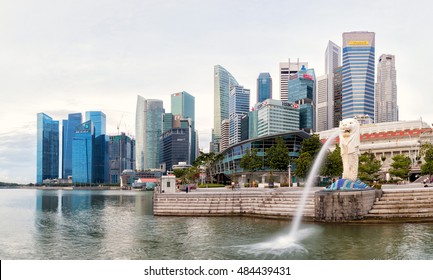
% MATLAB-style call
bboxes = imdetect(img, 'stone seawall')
[315,189,379,222]
[153,190,316,220]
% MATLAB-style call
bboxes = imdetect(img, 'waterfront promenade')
[154,183,433,222]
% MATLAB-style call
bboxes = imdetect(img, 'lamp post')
[288,163,292,187]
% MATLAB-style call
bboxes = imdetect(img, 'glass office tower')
[257,73,272,103]
[288,66,316,132]
[85,111,106,137]
[72,121,94,184]
[213,65,239,152]
[229,85,250,146]
[135,96,164,170]
[62,113,82,179]
[171,91,196,160]
[108,133,134,184]
[36,113,59,184]
[342,31,375,120]
[85,111,107,183]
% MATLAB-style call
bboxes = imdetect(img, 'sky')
[1,0,433,184]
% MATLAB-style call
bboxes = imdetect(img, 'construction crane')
[117,114,123,136]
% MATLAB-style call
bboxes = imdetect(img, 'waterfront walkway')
[154,184,433,222]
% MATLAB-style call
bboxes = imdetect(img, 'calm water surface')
[0,189,432,260]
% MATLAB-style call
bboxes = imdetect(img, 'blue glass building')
[72,121,94,184]
[62,113,82,179]
[288,66,316,132]
[85,111,106,137]
[85,111,108,183]
[171,91,196,161]
[229,85,250,146]
[342,31,375,120]
[36,113,59,184]
[257,73,272,103]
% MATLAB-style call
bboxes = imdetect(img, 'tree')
[266,137,290,171]
[293,134,323,181]
[239,148,262,185]
[421,144,433,181]
[265,137,291,184]
[300,134,322,159]
[321,144,343,178]
[172,168,188,179]
[389,154,411,181]
[294,152,312,179]
[185,166,200,183]
[358,152,382,183]
[193,152,218,183]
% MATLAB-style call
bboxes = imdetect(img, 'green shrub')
[198,183,225,188]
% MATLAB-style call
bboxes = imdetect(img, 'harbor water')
[0,189,432,260]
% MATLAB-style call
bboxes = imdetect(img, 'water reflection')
[0,189,432,259]
[36,191,59,212]
[33,190,156,259]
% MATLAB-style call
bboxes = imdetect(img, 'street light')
[288,163,292,187]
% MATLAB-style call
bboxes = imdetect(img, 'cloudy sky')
[1,0,432,183]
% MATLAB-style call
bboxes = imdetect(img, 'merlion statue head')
[339,118,360,152]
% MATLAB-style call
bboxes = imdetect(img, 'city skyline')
[1,0,433,183]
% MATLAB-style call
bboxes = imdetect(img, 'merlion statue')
[339,118,360,181]
[326,118,368,190]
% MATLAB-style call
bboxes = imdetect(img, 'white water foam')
[236,226,321,257]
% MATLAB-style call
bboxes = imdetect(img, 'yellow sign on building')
[348,41,369,45]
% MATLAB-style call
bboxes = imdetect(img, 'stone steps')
[153,190,316,218]
[366,188,433,219]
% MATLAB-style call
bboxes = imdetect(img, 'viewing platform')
[154,184,433,222]
[154,187,318,220]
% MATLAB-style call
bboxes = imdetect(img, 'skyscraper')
[160,127,191,171]
[288,66,316,132]
[257,73,272,103]
[316,75,329,132]
[135,95,164,170]
[229,85,250,146]
[342,31,375,120]
[85,111,107,183]
[333,66,343,128]
[72,120,94,184]
[36,113,59,184]
[85,111,106,137]
[325,41,341,76]
[213,65,239,152]
[256,99,300,137]
[108,133,135,184]
[279,60,308,101]
[325,41,341,128]
[171,91,196,160]
[62,113,82,179]
[220,119,230,151]
[375,54,398,123]
[162,113,173,134]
